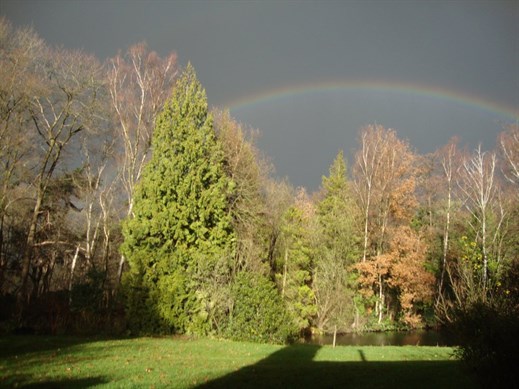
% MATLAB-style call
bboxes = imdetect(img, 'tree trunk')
[481,212,488,291]
[69,245,80,304]
[333,325,337,348]
[282,248,288,297]
[19,194,43,303]
[116,254,125,286]
[437,186,451,306]
[377,273,384,324]
[362,190,371,262]
[0,213,5,291]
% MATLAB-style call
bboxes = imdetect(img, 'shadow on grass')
[0,335,104,359]
[196,344,477,389]
[0,334,134,361]
[7,376,109,388]
[0,335,122,388]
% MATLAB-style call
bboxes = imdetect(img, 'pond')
[306,330,457,347]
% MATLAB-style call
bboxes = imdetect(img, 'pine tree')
[314,150,361,331]
[121,64,235,334]
[318,151,360,264]
[277,188,317,334]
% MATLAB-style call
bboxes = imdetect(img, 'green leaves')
[314,151,361,331]
[121,64,236,335]
[227,272,298,344]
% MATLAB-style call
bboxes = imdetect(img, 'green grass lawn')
[0,335,476,388]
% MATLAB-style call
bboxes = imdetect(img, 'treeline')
[1,19,518,341]
[0,18,178,332]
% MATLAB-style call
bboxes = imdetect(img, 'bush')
[122,269,170,335]
[452,300,519,388]
[70,269,105,313]
[450,260,519,389]
[226,272,298,344]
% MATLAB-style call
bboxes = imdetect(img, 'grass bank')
[0,336,476,388]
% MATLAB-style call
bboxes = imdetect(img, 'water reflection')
[307,330,456,347]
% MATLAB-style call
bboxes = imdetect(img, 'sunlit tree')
[352,125,417,324]
[121,64,235,334]
[314,151,361,331]
[107,43,177,284]
[277,188,317,333]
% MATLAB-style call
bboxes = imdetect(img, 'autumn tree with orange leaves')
[352,125,424,325]
[355,226,434,327]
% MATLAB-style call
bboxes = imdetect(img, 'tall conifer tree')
[318,150,360,264]
[314,150,361,331]
[121,64,235,334]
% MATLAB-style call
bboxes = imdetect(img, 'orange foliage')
[389,177,417,222]
[352,125,418,261]
[388,226,435,326]
[354,226,435,327]
[354,254,391,299]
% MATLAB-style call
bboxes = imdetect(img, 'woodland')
[0,17,518,359]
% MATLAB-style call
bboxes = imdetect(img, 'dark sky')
[2,0,518,190]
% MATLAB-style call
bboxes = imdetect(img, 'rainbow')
[227,80,519,121]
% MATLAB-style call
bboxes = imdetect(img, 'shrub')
[451,260,519,388]
[452,301,518,388]
[227,272,298,344]
[122,269,170,335]
[70,269,105,313]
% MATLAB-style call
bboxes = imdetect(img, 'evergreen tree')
[318,151,359,261]
[121,64,235,334]
[277,188,317,334]
[314,151,362,331]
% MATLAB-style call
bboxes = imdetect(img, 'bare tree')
[66,138,115,295]
[213,109,272,274]
[435,138,460,305]
[499,125,519,186]
[352,125,386,262]
[352,125,417,323]
[458,145,498,289]
[353,125,416,259]
[0,19,45,288]
[107,43,177,283]
[18,46,104,303]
